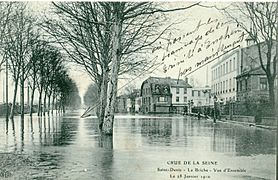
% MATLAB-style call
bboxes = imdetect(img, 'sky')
[0,2,248,104]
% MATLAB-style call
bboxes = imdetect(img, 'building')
[211,49,240,103]
[115,95,128,113]
[140,77,192,113]
[236,66,274,102]
[236,40,278,103]
[191,86,213,107]
[115,89,141,113]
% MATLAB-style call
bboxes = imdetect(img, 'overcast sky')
[1,2,247,104]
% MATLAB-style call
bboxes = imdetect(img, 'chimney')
[185,77,188,83]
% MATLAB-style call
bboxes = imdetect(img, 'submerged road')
[0,110,276,180]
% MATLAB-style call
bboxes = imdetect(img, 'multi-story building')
[211,50,240,103]
[140,77,192,113]
[191,86,213,107]
[236,41,278,102]
[116,89,141,113]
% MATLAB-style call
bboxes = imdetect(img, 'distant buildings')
[140,77,192,113]
[191,86,212,107]
[115,89,140,113]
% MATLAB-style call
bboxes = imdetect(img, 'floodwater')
[0,110,276,180]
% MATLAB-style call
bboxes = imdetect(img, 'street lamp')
[213,95,217,123]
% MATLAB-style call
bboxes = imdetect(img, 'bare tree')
[102,2,200,135]
[0,2,13,67]
[28,40,47,116]
[223,2,277,111]
[46,2,200,135]
[4,3,35,119]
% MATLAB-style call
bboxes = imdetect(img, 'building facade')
[191,86,213,107]
[236,41,278,103]
[140,77,192,113]
[211,50,240,104]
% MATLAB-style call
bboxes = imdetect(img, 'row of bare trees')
[0,2,80,119]
[44,2,200,135]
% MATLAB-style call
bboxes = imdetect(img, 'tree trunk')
[20,79,24,118]
[98,69,109,130]
[48,94,51,115]
[38,88,43,116]
[51,94,55,114]
[267,77,275,112]
[102,5,122,135]
[29,85,35,116]
[10,78,19,119]
[43,92,47,116]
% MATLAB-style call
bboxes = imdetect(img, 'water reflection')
[0,112,276,179]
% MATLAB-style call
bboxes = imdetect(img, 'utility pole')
[5,55,8,120]
[275,2,278,174]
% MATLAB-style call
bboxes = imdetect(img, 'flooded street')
[0,110,276,180]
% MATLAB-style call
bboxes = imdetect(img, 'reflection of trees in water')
[31,151,63,179]
[52,117,79,146]
[140,118,172,145]
[210,123,276,156]
[98,135,113,149]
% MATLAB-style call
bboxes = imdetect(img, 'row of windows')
[212,78,236,95]
[237,77,268,92]
[192,90,202,97]
[142,87,151,95]
[142,97,151,105]
[143,87,188,95]
[156,96,188,103]
[175,96,187,103]
[176,87,187,94]
[212,57,237,80]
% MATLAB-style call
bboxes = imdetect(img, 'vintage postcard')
[0,1,277,180]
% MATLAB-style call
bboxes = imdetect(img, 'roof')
[236,66,266,79]
[142,76,192,87]
[211,49,240,69]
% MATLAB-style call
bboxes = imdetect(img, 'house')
[140,77,192,113]
[115,95,128,113]
[236,40,277,103]
[115,89,141,113]
[191,86,213,107]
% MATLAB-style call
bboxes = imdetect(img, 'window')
[245,79,248,91]
[198,91,201,97]
[176,87,179,94]
[184,97,187,102]
[233,58,236,71]
[234,79,236,91]
[158,97,166,102]
[220,82,222,93]
[192,90,194,97]
[226,62,228,73]
[223,81,225,93]
[223,63,226,74]
[229,59,232,72]
[184,87,187,94]
[176,97,180,102]
[226,80,228,92]
[260,77,267,90]
[229,79,231,92]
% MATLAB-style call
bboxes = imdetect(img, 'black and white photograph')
[0,1,277,179]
